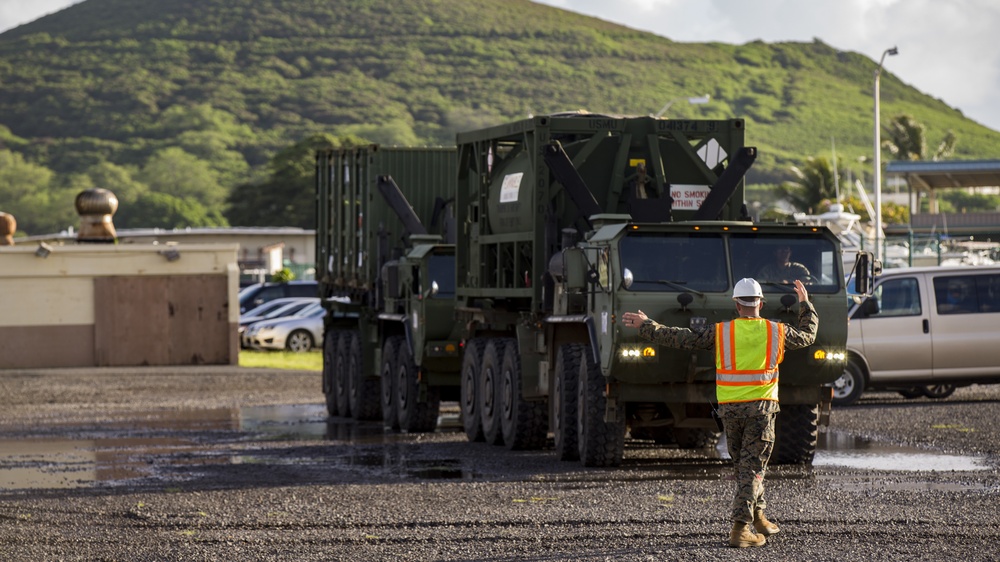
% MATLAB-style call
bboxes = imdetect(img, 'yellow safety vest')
[715,318,785,404]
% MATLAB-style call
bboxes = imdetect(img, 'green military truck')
[315,145,461,431]
[453,113,869,466]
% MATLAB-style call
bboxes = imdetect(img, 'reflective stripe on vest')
[715,318,785,404]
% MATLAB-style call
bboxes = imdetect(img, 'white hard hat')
[732,277,763,305]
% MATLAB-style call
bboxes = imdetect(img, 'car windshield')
[243,299,291,318]
[262,299,315,319]
[294,303,325,317]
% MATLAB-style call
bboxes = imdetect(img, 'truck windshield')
[428,254,455,298]
[620,233,728,292]
[620,232,842,294]
[730,234,840,294]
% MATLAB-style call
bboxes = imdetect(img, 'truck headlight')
[619,346,657,360]
[813,349,846,362]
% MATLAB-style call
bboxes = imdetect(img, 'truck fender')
[546,314,599,365]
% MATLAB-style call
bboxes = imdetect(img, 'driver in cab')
[757,245,811,284]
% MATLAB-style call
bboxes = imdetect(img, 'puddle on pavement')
[0,404,989,490]
[812,431,991,472]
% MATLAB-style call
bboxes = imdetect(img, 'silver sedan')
[245,303,326,352]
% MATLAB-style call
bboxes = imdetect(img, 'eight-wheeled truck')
[453,113,862,466]
[315,145,461,431]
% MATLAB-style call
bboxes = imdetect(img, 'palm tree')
[778,156,838,213]
[882,114,957,161]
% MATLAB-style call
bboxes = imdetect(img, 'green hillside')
[1,0,998,234]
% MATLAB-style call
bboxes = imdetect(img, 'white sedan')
[245,302,326,352]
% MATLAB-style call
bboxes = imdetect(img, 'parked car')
[239,297,319,348]
[238,281,318,314]
[245,302,326,352]
[834,265,1000,406]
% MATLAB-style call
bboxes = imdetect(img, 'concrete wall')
[0,243,239,369]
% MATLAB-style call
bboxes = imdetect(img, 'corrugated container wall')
[316,146,456,300]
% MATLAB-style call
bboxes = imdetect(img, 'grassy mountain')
[1,0,998,233]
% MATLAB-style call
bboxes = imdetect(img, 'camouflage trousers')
[724,413,776,523]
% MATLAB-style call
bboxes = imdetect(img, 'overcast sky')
[2,0,997,132]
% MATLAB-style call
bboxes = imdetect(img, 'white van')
[834,265,1000,406]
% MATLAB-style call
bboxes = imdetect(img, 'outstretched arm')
[622,309,714,351]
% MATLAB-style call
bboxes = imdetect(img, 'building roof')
[885,160,1000,190]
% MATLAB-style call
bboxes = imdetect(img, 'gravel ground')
[0,366,997,561]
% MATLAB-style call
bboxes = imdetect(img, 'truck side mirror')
[853,252,881,296]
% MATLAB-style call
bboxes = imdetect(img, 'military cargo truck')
[315,146,460,431]
[453,113,865,466]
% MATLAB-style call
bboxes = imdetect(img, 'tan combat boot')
[754,510,780,536]
[729,521,766,548]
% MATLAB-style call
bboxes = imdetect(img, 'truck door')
[855,275,932,380]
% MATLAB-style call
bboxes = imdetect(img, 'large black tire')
[460,339,486,442]
[499,340,548,450]
[772,403,819,465]
[334,332,351,417]
[553,344,581,461]
[397,341,440,432]
[381,336,403,431]
[322,329,340,417]
[832,359,866,407]
[479,339,506,446]
[921,384,956,400]
[673,427,722,449]
[348,331,381,421]
[577,345,625,467]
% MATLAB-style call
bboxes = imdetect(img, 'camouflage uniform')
[637,300,818,523]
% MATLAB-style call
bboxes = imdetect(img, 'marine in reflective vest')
[622,278,818,548]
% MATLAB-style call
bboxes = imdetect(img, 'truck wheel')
[479,339,506,446]
[673,428,721,449]
[348,331,381,421]
[499,340,548,450]
[381,336,403,431]
[286,329,314,352]
[397,340,440,432]
[334,332,351,417]
[772,403,819,465]
[553,344,581,461]
[460,339,486,442]
[322,330,340,417]
[577,345,624,467]
[832,359,866,407]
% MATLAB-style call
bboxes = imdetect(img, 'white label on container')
[670,184,711,211]
[601,311,608,334]
[500,173,523,203]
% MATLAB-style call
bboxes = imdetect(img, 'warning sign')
[500,173,523,203]
[670,184,710,210]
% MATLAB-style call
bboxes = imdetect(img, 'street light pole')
[873,46,898,262]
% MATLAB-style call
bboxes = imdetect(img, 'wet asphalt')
[0,366,997,561]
